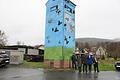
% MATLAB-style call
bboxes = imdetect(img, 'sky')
[0,0,120,45]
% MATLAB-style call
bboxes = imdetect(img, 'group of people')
[71,50,99,73]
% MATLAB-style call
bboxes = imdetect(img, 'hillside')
[76,38,114,45]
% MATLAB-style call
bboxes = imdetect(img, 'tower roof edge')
[69,0,76,6]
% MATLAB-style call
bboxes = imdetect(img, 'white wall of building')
[10,50,24,64]
[0,49,24,64]
[27,49,39,55]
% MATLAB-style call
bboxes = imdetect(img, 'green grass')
[99,58,117,71]
[99,62,115,71]
[15,58,119,71]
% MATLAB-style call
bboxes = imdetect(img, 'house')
[0,47,24,64]
[95,46,108,59]
[35,45,44,50]
[0,45,44,63]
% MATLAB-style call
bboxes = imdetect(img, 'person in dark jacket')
[76,54,82,72]
[82,54,88,73]
[93,54,99,72]
[87,52,93,72]
[71,53,77,70]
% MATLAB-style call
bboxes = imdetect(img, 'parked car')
[0,51,10,67]
[115,61,120,71]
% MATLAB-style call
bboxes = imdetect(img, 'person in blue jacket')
[87,51,93,72]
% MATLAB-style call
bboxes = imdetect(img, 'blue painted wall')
[45,0,76,48]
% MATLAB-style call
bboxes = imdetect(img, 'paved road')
[0,67,120,80]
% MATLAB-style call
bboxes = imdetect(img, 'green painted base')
[63,47,74,60]
[44,46,75,60]
[45,46,62,60]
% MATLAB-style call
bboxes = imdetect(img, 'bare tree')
[105,42,120,60]
[16,41,25,45]
[0,30,7,47]
[84,42,90,49]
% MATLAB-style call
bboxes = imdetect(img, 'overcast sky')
[0,0,120,45]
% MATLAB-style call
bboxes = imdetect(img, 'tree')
[16,41,21,45]
[84,42,90,49]
[105,42,120,60]
[0,30,7,47]
[16,41,25,45]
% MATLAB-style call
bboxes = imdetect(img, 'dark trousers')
[94,63,99,72]
[72,61,77,70]
[78,66,81,72]
[83,64,87,72]
[88,64,92,72]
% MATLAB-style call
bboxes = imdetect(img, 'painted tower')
[45,0,76,68]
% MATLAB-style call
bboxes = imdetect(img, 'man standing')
[87,51,93,72]
[71,53,77,70]
[93,54,99,72]
[77,54,82,72]
[82,53,88,73]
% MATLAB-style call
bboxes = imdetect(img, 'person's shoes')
[79,71,81,73]
[83,70,84,73]
[97,71,99,72]
[79,69,81,72]
[94,70,96,73]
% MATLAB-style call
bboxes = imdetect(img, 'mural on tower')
[45,0,76,62]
